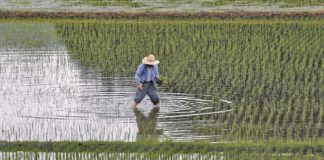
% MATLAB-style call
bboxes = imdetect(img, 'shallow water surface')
[0,48,231,142]
[0,0,322,12]
[0,22,232,142]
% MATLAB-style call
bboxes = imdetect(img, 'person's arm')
[154,64,162,85]
[154,64,160,79]
[135,64,144,84]
[135,64,144,90]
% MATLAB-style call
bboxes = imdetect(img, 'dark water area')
[0,22,232,142]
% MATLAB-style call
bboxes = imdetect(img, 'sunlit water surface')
[0,22,232,142]
[0,48,233,142]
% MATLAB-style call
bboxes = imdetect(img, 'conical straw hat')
[142,54,159,65]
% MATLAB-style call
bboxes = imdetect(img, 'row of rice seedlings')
[55,18,324,140]
[0,117,138,141]
[0,22,62,49]
[0,151,320,160]
[1,140,324,159]
[0,151,223,160]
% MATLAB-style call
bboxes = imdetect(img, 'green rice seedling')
[1,140,323,159]
[55,18,324,141]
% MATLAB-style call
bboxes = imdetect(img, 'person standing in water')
[132,54,160,110]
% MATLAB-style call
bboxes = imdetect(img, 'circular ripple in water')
[0,48,233,142]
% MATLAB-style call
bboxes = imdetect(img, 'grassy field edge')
[0,140,323,155]
[0,17,323,25]
[0,10,323,19]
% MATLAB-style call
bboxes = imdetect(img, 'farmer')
[131,54,160,110]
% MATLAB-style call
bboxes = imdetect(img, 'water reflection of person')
[133,107,163,141]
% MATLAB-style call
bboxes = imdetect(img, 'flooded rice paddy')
[0,22,232,142]
[0,0,323,12]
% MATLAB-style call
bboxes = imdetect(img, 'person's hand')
[156,78,162,85]
[137,83,143,91]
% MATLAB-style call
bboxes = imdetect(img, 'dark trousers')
[134,82,160,105]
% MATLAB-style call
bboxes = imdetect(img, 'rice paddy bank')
[0,10,323,19]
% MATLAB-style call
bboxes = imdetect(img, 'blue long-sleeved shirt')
[135,64,159,84]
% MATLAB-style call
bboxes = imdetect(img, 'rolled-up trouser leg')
[147,83,160,105]
[133,83,149,104]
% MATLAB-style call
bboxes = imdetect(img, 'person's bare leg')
[132,100,138,110]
